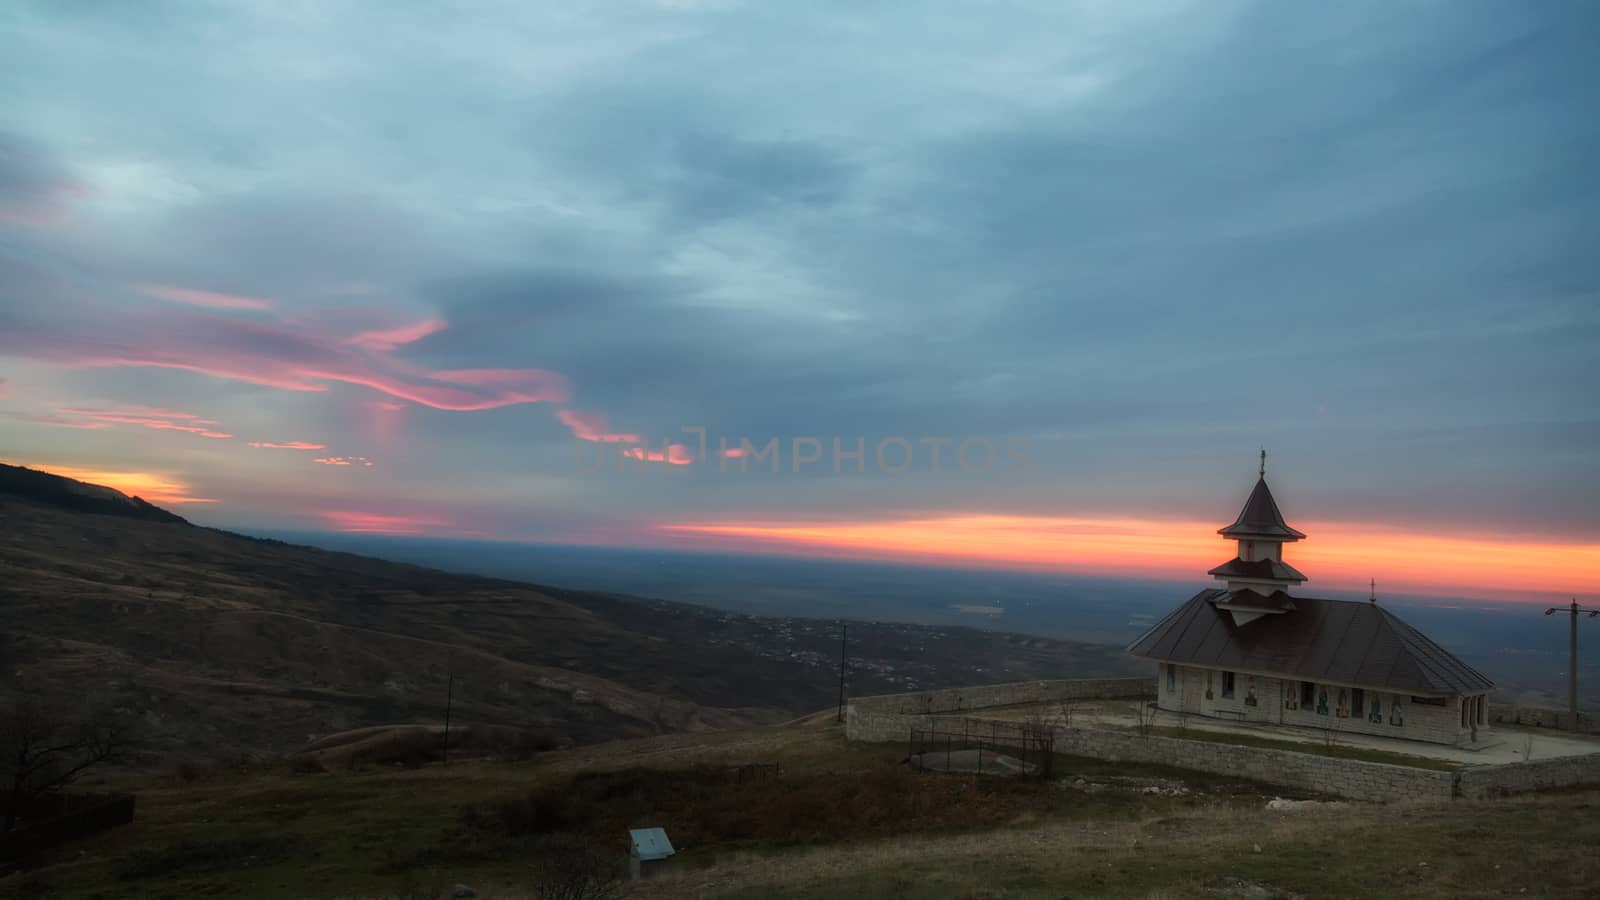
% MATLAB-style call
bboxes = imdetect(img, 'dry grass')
[637,792,1600,899]
[13,723,1591,899]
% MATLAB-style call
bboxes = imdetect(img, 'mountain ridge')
[0,466,1135,764]
[0,463,191,525]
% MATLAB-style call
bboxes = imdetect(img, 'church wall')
[1156,663,1476,746]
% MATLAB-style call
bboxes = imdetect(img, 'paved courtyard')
[981,697,1600,765]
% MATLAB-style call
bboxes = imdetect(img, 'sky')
[1,1,1596,603]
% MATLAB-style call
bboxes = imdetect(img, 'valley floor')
[3,722,1597,899]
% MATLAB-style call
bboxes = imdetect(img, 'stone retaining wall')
[1053,726,1454,803]
[1456,752,1600,800]
[846,679,1600,803]
[1489,705,1600,735]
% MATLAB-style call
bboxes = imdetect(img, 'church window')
[1351,688,1364,719]
[1300,681,1315,707]
[1221,671,1235,699]
[1167,664,1176,693]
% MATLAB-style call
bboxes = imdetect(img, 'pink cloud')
[557,409,640,443]
[0,181,87,230]
[344,318,446,351]
[61,404,208,420]
[14,413,113,430]
[249,440,326,450]
[138,284,274,311]
[623,444,694,466]
[53,406,232,439]
[0,379,10,400]
[3,307,571,412]
[557,408,693,465]
[321,510,447,535]
[722,447,747,458]
[314,456,374,467]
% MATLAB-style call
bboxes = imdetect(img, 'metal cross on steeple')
[1259,448,1267,478]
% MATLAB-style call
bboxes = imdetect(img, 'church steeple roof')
[1218,476,1306,541]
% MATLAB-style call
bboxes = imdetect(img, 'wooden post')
[1545,599,1597,732]
[441,671,454,766]
[1570,601,1579,731]
[836,623,848,724]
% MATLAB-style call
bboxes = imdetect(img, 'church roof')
[1127,589,1493,695]
[1218,477,1306,540]
[1207,557,1308,583]
[1214,588,1297,612]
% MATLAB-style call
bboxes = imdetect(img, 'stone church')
[1129,456,1493,746]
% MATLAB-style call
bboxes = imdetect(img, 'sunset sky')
[2,2,1595,604]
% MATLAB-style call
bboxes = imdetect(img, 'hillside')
[4,723,1596,898]
[0,463,189,525]
[0,467,1137,762]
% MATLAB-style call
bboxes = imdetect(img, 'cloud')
[0,0,1594,561]
[0,289,572,411]
[54,405,233,439]
[344,318,448,352]
[137,283,274,311]
[623,444,694,466]
[0,132,86,228]
[557,409,640,444]
[320,510,445,535]
[314,456,374,467]
[557,408,693,465]
[11,413,112,430]
[248,440,325,450]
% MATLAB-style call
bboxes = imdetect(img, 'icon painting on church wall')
[1245,676,1258,707]
[1369,695,1383,724]
[1337,688,1349,718]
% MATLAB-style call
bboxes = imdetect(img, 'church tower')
[1206,450,1306,626]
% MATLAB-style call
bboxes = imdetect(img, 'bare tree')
[1055,701,1075,730]
[2,699,133,833]
[1135,692,1158,737]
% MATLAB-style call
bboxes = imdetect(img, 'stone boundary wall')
[849,677,1151,717]
[1490,705,1600,735]
[1456,753,1600,800]
[850,711,1453,803]
[846,681,1600,803]
[1053,725,1454,803]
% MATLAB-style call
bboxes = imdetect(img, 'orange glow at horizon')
[660,514,1600,602]
[14,462,217,505]
[321,510,449,535]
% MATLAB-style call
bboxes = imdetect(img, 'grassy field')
[3,723,1597,899]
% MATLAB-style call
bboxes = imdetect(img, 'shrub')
[116,836,296,880]
[491,789,578,835]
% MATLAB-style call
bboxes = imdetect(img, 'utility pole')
[442,671,455,765]
[1544,599,1598,731]
[836,622,849,724]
